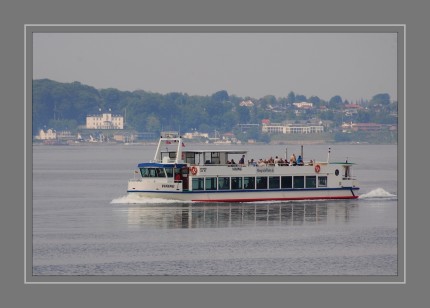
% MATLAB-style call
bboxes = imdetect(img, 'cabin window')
[318,176,327,187]
[140,168,161,178]
[269,176,280,189]
[244,177,255,189]
[185,152,195,164]
[140,168,149,177]
[192,178,204,191]
[165,168,174,178]
[306,176,317,188]
[343,166,350,179]
[256,177,268,189]
[205,177,217,190]
[281,176,292,189]
[155,168,166,177]
[218,177,230,190]
[293,176,305,188]
[231,177,243,190]
[211,152,221,165]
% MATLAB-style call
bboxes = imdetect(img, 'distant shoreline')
[32,140,397,147]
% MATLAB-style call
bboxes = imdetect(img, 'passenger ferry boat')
[127,132,359,202]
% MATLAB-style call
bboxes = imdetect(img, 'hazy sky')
[33,32,397,102]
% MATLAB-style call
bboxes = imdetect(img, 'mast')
[153,135,163,162]
[175,136,183,164]
[154,132,183,163]
[301,145,304,161]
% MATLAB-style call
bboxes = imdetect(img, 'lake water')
[32,143,398,277]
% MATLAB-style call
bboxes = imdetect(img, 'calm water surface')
[32,143,398,276]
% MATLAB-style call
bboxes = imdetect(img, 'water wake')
[359,188,397,200]
[111,195,191,204]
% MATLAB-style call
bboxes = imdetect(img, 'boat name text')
[256,167,274,173]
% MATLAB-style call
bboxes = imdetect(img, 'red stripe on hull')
[192,195,359,202]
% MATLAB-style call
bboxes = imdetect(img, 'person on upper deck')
[278,157,287,166]
[239,155,245,165]
[297,155,303,166]
[290,154,297,166]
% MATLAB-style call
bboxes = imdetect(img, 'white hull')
[127,187,358,202]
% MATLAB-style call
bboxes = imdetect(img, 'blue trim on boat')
[137,163,187,168]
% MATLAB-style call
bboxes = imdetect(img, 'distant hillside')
[33,79,250,135]
[32,79,397,144]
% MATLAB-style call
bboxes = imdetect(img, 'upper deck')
[153,132,248,165]
[146,133,357,180]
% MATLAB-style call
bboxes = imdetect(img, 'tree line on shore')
[32,79,397,142]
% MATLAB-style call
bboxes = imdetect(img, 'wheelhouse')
[138,163,188,178]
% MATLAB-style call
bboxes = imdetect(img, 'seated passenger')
[297,155,303,166]
[239,155,245,165]
[290,154,297,166]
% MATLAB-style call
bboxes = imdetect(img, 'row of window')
[192,176,328,191]
[140,167,176,178]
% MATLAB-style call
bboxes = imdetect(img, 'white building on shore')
[35,129,75,140]
[262,121,324,134]
[293,102,313,109]
[183,131,209,139]
[86,111,124,129]
[35,128,57,140]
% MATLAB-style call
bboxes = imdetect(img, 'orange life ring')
[314,164,321,173]
[190,166,198,175]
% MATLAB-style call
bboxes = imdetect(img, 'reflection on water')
[115,201,359,229]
